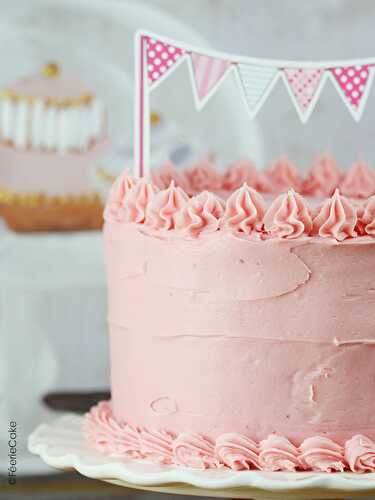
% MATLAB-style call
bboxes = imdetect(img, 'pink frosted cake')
[85,156,375,473]
[0,63,107,231]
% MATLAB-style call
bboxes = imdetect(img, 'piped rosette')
[145,181,189,231]
[221,183,266,235]
[340,161,375,199]
[263,189,312,239]
[312,189,357,241]
[104,161,375,241]
[85,402,375,472]
[302,155,342,198]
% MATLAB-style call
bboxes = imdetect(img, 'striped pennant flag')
[236,64,279,119]
[330,64,374,121]
[189,53,231,109]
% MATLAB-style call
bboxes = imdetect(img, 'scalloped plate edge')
[28,415,375,492]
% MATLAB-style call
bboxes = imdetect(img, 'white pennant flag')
[236,64,279,118]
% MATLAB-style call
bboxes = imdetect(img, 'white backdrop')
[0,0,264,475]
[149,0,375,171]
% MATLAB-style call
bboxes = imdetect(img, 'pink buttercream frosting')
[175,190,225,237]
[103,170,135,223]
[259,435,301,472]
[312,189,357,241]
[340,161,375,199]
[151,161,189,191]
[122,179,158,224]
[102,168,375,241]
[183,160,223,195]
[215,433,259,470]
[139,428,175,465]
[84,401,142,458]
[145,181,189,231]
[345,435,375,473]
[222,159,258,191]
[266,158,302,193]
[263,189,312,239]
[302,155,341,197]
[221,183,266,235]
[85,403,375,473]
[299,437,346,472]
[173,433,220,469]
[358,195,375,236]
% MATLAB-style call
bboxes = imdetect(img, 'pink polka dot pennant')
[284,68,325,120]
[330,64,373,117]
[146,37,185,88]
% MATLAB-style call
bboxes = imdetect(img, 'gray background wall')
[147,0,375,171]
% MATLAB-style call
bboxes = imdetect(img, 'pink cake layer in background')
[0,140,108,196]
[86,156,375,473]
[11,72,91,99]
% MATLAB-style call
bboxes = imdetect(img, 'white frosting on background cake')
[0,65,105,154]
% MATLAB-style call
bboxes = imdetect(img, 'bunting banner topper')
[134,29,375,177]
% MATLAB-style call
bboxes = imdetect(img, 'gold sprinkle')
[96,167,116,183]
[0,186,101,207]
[151,111,161,126]
[43,62,60,78]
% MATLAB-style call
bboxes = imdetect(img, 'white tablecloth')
[0,227,109,473]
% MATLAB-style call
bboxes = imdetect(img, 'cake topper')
[134,30,375,177]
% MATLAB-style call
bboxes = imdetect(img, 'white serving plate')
[29,414,375,499]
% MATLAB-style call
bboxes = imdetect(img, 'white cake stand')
[28,414,375,500]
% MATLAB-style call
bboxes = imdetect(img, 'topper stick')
[134,32,150,178]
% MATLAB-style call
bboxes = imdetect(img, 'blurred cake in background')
[0,62,108,232]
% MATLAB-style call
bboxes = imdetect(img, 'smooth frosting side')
[106,223,375,445]
[85,402,375,472]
